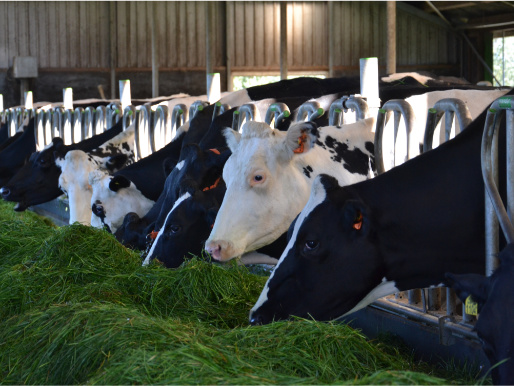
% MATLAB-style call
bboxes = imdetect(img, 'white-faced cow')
[249,89,514,326]
[55,123,136,225]
[205,117,376,262]
[445,243,514,385]
[1,119,125,211]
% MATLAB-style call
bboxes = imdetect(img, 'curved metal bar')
[329,97,348,126]
[296,101,324,123]
[95,106,107,135]
[236,103,261,133]
[135,104,151,161]
[63,109,74,144]
[14,107,26,135]
[123,105,136,132]
[344,96,369,121]
[374,99,416,175]
[481,97,514,246]
[107,102,122,130]
[171,103,188,133]
[265,102,290,128]
[189,100,209,119]
[232,110,240,131]
[153,105,170,150]
[212,102,231,120]
[83,107,95,140]
[73,107,84,142]
[52,107,64,139]
[423,98,473,152]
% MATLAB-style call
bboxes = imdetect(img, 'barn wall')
[0,1,460,108]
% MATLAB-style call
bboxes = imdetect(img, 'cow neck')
[349,110,495,291]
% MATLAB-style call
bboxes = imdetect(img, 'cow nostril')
[1,188,10,198]
[249,314,264,326]
[92,203,105,217]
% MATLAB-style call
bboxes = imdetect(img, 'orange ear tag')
[209,148,221,155]
[353,212,363,230]
[149,230,159,240]
[293,134,308,154]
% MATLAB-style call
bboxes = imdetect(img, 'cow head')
[142,178,225,268]
[89,169,155,234]
[249,174,388,325]
[205,120,328,262]
[445,244,514,385]
[1,137,68,211]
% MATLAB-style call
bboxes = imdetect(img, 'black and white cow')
[205,87,509,263]
[88,130,187,233]
[249,89,514,326]
[0,118,37,187]
[55,123,136,225]
[445,243,514,385]
[1,119,124,211]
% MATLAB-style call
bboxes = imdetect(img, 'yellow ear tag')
[465,295,478,316]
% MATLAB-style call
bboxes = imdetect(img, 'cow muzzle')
[205,240,238,262]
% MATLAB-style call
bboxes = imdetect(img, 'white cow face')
[205,121,321,261]
[57,150,104,226]
[205,118,376,262]
[89,170,155,234]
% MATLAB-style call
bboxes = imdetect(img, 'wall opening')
[493,31,514,86]
[232,73,327,91]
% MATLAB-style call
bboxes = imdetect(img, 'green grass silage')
[0,201,479,384]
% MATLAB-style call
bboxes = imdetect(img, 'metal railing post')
[153,105,170,151]
[374,99,416,174]
[264,102,290,128]
[135,104,152,161]
[423,98,473,152]
[235,104,261,133]
[189,100,209,120]
[296,101,324,123]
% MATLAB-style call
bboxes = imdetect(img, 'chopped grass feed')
[0,200,484,384]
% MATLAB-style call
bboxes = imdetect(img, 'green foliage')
[0,200,482,384]
[493,36,514,86]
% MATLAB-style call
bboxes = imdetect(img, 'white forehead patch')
[250,176,328,315]
[142,192,191,266]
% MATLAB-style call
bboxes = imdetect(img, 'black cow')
[1,119,124,211]
[0,118,36,187]
[249,89,514,326]
[445,243,514,385]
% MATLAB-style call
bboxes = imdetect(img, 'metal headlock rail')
[374,99,416,174]
[481,96,514,276]
[328,95,368,126]
[371,97,480,337]
[423,98,473,153]
[135,104,152,161]
[264,103,290,128]
[189,100,210,120]
[233,104,261,133]
[296,101,324,122]
[212,101,230,119]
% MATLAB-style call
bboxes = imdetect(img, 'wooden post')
[386,1,396,75]
[151,2,159,98]
[109,2,116,99]
[328,2,335,78]
[280,2,288,80]
[206,2,213,76]
[226,2,234,92]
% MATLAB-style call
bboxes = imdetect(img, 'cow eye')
[169,225,181,234]
[254,175,263,182]
[305,240,319,251]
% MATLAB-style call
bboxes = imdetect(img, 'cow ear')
[283,121,318,157]
[223,127,241,153]
[341,199,369,236]
[106,154,128,171]
[445,272,489,308]
[109,175,131,192]
[52,137,66,159]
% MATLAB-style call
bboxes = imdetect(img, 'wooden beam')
[422,1,488,13]
[456,12,514,29]
[386,1,396,75]
[280,2,287,80]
